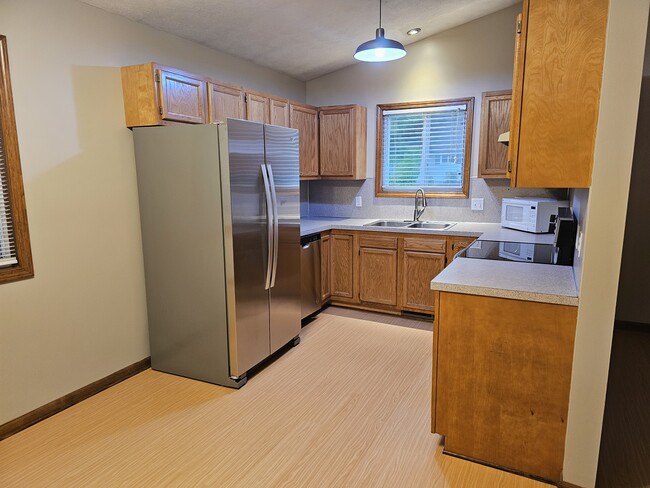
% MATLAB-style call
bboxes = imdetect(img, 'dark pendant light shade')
[354,0,406,62]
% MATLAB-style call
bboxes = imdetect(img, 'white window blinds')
[381,103,469,193]
[0,118,17,268]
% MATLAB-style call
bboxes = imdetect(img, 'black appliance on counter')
[553,207,578,266]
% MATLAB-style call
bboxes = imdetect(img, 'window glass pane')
[381,103,469,194]
[0,114,17,268]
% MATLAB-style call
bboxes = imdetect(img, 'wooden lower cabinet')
[330,233,355,300]
[401,251,445,313]
[447,236,476,263]
[359,247,398,306]
[432,291,578,482]
[320,233,331,302]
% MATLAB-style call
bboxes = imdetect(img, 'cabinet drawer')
[403,236,447,253]
[359,234,398,250]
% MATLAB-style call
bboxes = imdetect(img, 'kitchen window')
[0,35,33,284]
[376,98,474,198]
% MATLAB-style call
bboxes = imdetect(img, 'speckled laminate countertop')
[430,258,578,306]
[300,217,577,306]
[300,217,556,244]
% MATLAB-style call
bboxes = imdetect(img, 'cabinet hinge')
[154,72,161,83]
[507,160,512,173]
[159,106,163,116]
[244,94,248,103]
[516,18,522,34]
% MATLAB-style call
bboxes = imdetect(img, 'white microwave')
[501,197,569,234]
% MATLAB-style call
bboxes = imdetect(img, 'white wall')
[563,1,649,486]
[0,0,304,425]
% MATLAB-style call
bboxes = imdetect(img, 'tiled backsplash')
[302,178,567,223]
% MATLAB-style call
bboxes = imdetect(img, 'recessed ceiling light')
[407,28,421,36]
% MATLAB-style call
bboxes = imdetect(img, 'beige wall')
[0,0,304,425]
[563,1,649,486]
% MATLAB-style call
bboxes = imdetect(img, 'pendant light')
[354,0,406,62]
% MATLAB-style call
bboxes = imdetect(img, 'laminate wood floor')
[0,307,546,487]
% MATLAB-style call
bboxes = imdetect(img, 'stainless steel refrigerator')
[133,119,301,388]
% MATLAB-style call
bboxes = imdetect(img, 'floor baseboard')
[0,357,151,441]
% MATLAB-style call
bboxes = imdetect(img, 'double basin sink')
[363,220,457,231]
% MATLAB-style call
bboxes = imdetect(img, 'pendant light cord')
[379,0,382,29]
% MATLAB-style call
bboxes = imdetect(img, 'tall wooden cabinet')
[507,0,609,188]
[245,90,270,124]
[290,103,319,178]
[478,90,511,179]
[319,105,367,179]
[208,82,245,123]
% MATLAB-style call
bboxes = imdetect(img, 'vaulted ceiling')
[80,0,520,81]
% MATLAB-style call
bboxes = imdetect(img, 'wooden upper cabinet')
[270,97,290,127]
[208,82,245,123]
[319,105,367,179]
[290,103,319,179]
[508,0,608,188]
[121,63,208,127]
[478,91,511,179]
[245,91,270,124]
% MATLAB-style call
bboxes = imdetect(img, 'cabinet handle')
[507,160,512,173]
[516,17,522,34]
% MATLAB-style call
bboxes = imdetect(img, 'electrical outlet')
[355,196,362,207]
[471,198,484,211]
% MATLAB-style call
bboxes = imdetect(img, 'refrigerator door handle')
[261,164,274,290]
[266,164,280,288]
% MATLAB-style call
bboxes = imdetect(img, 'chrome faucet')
[413,188,428,221]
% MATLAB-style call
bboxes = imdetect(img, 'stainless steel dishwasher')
[300,233,321,319]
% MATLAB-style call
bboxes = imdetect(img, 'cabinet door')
[246,92,270,124]
[447,236,476,263]
[434,292,577,482]
[509,0,608,188]
[321,234,331,302]
[290,103,319,178]
[209,83,244,123]
[331,234,354,299]
[402,251,445,313]
[156,68,207,124]
[320,108,353,176]
[478,91,511,178]
[359,248,398,306]
[270,98,290,127]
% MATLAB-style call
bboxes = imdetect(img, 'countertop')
[300,216,577,306]
[300,217,556,244]
[429,258,578,306]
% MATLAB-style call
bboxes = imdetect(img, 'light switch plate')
[355,196,362,207]
[471,198,484,211]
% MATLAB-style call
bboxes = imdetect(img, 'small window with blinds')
[0,35,33,284]
[376,98,474,198]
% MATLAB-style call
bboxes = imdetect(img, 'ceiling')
[81,0,520,81]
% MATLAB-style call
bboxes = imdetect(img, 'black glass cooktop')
[458,240,567,265]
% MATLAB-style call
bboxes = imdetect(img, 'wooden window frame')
[0,35,33,284]
[375,97,474,199]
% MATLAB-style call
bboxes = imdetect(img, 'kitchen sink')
[363,220,457,230]
[407,221,457,230]
[364,220,413,228]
